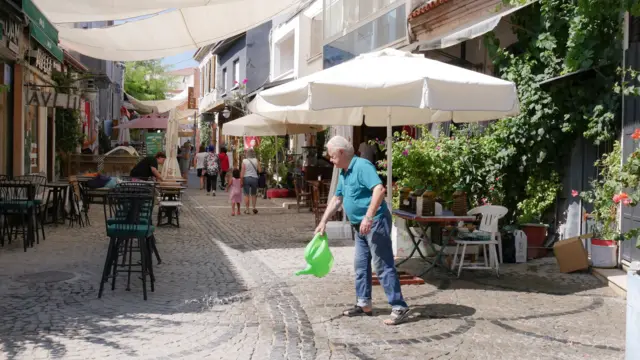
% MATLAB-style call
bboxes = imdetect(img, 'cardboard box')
[553,236,589,273]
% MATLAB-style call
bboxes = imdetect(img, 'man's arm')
[151,167,163,182]
[319,195,343,225]
[366,184,386,220]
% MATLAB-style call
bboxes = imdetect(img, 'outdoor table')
[44,182,70,226]
[392,209,476,276]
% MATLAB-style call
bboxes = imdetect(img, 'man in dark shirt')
[130,152,167,181]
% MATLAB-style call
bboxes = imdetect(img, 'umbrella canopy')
[161,108,182,179]
[251,48,520,206]
[115,114,169,129]
[251,48,520,126]
[117,115,131,144]
[222,113,324,137]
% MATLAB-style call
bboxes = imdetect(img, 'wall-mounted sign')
[30,48,55,75]
[188,86,196,109]
[27,89,82,110]
[0,19,20,54]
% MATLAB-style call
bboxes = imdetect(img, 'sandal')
[383,308,411,326]
[342,306,372,317]
[244,209,250,215]
[252,208,258,214]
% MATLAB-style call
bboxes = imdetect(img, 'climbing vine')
[471,0,640,222]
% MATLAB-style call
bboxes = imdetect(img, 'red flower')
[624,198,633,206]
[613,192,629,204]
[571,190,579,197]
[490,187,494,191]
[234,80,238,84]
[242,78,248,84]
[633,129,640,140]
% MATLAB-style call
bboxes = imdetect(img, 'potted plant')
[578,141,622,268]
[516,172,561,259]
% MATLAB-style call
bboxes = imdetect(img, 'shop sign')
[30,48,55,75]
[0,19,20,54]
[188,86,196,109]
[27,89,82,110]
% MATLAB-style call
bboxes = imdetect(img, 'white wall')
[300,0,323,77]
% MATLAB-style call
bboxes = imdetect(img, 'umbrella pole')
[386,107,393,209]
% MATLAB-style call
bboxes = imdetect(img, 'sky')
[114,11,198,71]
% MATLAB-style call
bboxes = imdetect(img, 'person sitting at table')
[314,135,410,326]
[130,151,167,182]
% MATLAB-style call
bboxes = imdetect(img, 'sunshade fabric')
[222,113,324,136]
[33,0,209,23]
[251,48,520,126]
[162,108,182,179]
[125,92,186,114]
[50,0,302,61]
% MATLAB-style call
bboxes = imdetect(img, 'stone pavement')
[0,183,626,360]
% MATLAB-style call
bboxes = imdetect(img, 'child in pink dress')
[228,169,243,216]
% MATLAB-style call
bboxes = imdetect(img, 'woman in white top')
[193,144,208,190]
[240,148,261,214]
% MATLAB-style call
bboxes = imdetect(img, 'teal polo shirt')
[335,156,387,225]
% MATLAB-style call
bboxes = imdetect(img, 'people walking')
[204,145,220,196]
[194,144,208,190]
[218,146,230,190]
[314,135,410,326]
[179,141,191,180]
[240,148,261,214]
[228,169,243,216]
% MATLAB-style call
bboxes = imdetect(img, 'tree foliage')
[52,70,84,154]
[124,60,177,100]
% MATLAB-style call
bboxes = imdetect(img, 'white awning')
[35,0,235,23]
[125,93,186,114]
[52,0,302,61]
[405,2,533,52]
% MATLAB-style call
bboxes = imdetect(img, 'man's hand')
[315,221,327,235]
[359,217,372,235]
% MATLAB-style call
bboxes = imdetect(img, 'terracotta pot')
[522,223,548,259]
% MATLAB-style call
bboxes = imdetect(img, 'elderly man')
[315,135,410,326]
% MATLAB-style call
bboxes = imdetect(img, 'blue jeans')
[354,210,408,310]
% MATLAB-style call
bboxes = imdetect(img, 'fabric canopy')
[33,0,208,23]
[251,48,520,126]
[53,0,302,61]
[222,113,324,136]
[125,92,186,114]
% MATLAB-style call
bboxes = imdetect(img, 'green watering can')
[295,233,334,278]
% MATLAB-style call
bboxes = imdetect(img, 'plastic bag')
[295,233,334,278]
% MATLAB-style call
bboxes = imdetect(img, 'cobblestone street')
[0,184,626,360]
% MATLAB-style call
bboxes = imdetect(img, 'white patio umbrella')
[161,108,182,180]
[251,48,520,206]
[118,115,131,144]
[221,113,324,137]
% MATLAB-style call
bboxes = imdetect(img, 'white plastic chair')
[450,205,508,278]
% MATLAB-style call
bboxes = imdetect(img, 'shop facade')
[0,0,23,176]
[14,0,64,179]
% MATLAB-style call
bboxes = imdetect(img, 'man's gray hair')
[245,148,257,159]
[327,135,355,155]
